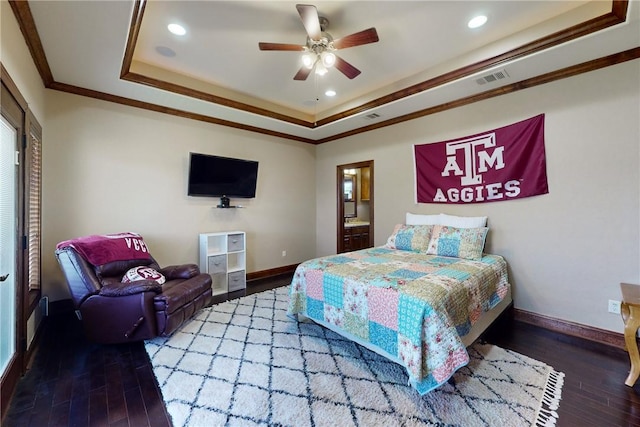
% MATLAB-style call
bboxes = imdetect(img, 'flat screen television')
[187,152,259,199]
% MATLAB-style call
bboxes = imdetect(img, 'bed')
[287,218,512,394]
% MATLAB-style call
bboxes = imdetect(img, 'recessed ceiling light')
[468,15,487,29]
[168,23,186,36]
[155,46,176,57]
[325,90,336,97]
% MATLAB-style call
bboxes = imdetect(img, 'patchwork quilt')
[287,247,510,394]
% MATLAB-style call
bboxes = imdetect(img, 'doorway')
[337,160,374,253]
[0,99,22,418]
[0,115,17,382]
[1,73,42,420]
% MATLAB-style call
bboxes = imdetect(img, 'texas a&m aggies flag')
[414,114,548,204]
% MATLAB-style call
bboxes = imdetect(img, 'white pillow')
[406,212,441,225]
[406,212,488,228]
[440,213,487,228]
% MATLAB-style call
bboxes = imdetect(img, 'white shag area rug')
[145,287,564,427]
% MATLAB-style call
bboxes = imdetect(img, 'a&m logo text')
[436,133,520,203]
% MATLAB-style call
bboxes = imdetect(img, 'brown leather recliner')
[55,246,212,344]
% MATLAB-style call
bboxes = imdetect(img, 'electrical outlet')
[282,250,286,257]
[608,299,621,314]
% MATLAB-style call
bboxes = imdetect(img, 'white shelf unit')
[199,231,246,296]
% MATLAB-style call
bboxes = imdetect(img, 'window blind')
[27,127,41,291]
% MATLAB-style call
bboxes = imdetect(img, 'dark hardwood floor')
[3,274,639,426]
[484,313,640,427]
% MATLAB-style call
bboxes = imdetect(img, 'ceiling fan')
[258,4,379,80]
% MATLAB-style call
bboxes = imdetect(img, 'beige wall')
[0,0,47,121]
[316,59,640,334]
[4,0,639,335]
[42,92,317,300]
[3,0,316,303]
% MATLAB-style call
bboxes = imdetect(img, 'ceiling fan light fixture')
[302,52,315,69]
[259,4,377,81]
[321,51,336,68]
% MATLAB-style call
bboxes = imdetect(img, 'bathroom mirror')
[343,174,357,218]
[343,174,355,201]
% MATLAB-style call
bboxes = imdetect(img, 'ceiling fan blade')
[259,42,305,51]
[296,4,321,40]
[332,28,379,49]
[294,66,313,81]
[334,55,361,79]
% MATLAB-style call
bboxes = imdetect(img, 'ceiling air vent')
[364,112,381,120]
[475,69,509,85]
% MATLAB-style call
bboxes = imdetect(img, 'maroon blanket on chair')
[56,232,152,266]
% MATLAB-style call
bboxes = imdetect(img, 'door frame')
[1,66,42,421]
[0,78,24,421]
[337,160,374,253]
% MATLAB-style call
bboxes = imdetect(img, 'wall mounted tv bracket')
[218,196,231,208]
